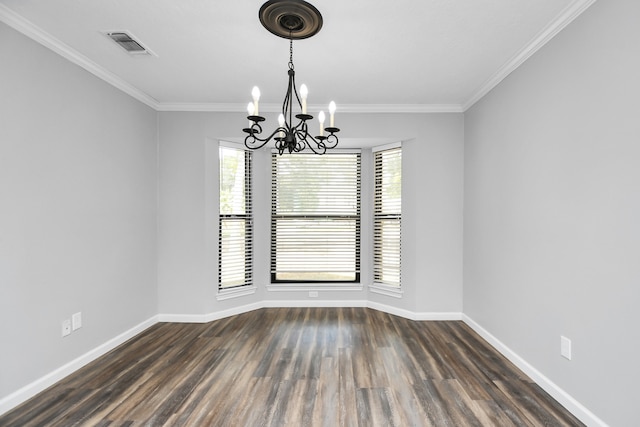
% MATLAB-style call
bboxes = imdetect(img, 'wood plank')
[310,357,339,427]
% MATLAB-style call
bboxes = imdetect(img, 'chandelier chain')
[288,36,294,70]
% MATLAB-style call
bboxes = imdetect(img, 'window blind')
[374,146,401,287]
[271,152,361,283]
[219,146,252,289]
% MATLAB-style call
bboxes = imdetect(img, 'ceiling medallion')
[259,0,323,39]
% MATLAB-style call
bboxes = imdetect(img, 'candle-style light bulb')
[318,111,325,136]
[300,84,308,114]
[328,101,336,128]
[247,102,255,127]
[251,86,261,115]
[278,113,285,138]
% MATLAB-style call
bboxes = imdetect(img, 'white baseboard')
[264,299,368,308]
[158,300,370,324]
[367,301,462,321]
[0,315,158,417]
[158,301,264,323]
[462,314,608,427]
[158,300,459,324]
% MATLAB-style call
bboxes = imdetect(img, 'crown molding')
[0,5,462,116]
[2,0,597,115]
[315,103,464,114]
[156,102,464,113]
[0,4,160,110]
[462,0,598,111]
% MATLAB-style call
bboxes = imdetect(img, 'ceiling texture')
[0,0,596,113]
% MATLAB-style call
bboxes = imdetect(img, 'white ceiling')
[0,0,596,112]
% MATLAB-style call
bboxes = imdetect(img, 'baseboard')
[158,300,370,323]
[367,301,463,321]
[264,299,369,308]
[0,315,158,417]
[462,314,608,427]
[157,300,460,323]
[158,301,263,323]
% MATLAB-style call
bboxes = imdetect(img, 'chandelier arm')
[290,72,303,111]
[305,128,340,153]
[293,129,325,155]
[244,133,269,150]
[296,120,307,137]
[284,69,305,131]
[244,121,263,133]
[307,139,327,155]
[244,125,287,150]
[282,73,292,127]
[322,132,339,149]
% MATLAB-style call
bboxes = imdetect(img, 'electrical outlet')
[561,336,572,360]
[309,291,318,298]
[62,319,71,337]
[72,312,82,331]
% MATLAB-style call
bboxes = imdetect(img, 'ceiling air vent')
[106,31,152,55]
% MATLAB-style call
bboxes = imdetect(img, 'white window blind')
[219,145,252,289]
[271,152,361,283]
[374,146,401,287]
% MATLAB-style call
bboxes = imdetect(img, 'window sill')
[369,282,403,298]
[216,285,257,301]
[267,283,363,292]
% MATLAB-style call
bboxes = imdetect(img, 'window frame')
[218,142,253,292]
[372,142,402,293]
[270,150,362,285]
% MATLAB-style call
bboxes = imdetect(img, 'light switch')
[72,312,82,331]
[561,336,572,360]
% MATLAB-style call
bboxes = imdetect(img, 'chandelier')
[243,0,340,155]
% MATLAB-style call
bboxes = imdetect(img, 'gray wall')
[157,112,464,317]
[0,23,158,399]
[463,0,639,425]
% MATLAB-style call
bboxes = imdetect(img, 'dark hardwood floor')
[0,308,584,426]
